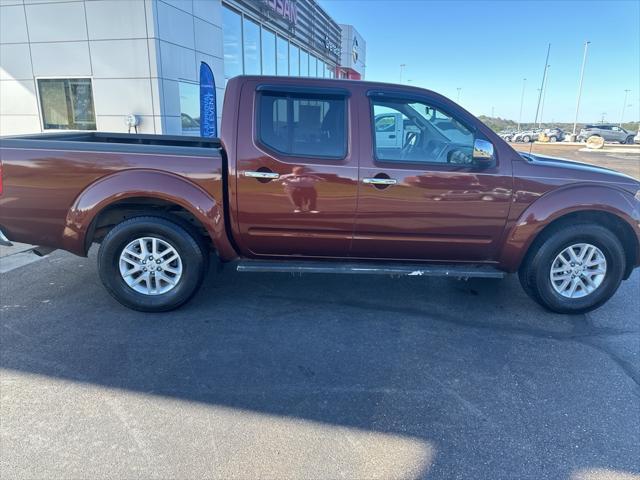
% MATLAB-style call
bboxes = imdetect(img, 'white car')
[634,130,640,144]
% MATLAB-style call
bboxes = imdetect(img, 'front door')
[235,83,358,258]
[351,92,512,262]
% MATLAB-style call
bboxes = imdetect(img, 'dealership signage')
[265,0,297,25]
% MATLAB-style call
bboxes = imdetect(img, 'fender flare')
[499,184,640,272]
[61,169,238,260]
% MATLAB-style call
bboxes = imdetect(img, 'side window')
[259,92,347,158]
[371,97,474,165]
[375,114,396,132]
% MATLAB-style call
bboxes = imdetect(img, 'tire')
[519,224,625,314]
[98,216,209,312]
[549,136,557,143]
[626,136,634,144]
[523,135,531,143]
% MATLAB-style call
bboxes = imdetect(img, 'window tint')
[243,18,261,75]
[371,98,474,165]
[261,28,276,75]
[259,93,347,158]
[289,44,300,76]
[38,78,96,130]
[222,6,242,80]
[276,36,288,75]
[300,50,309,77]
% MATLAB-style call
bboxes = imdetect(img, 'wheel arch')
[63,169,238,260]
[500,185,640,277]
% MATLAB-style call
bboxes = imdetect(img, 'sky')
[319,0,640,123]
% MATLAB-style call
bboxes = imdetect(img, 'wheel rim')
[550,243,607,299]
[119,237,183,295]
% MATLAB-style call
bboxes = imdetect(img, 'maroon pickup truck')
[1,76,639,313]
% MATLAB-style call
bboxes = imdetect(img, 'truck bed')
[0,132,226,254]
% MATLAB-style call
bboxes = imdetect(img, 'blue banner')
[199,62,217,138]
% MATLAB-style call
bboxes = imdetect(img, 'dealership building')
[0,0,366,136]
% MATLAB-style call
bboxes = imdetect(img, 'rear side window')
[258,92,347,158]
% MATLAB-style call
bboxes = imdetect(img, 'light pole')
[572,41,590,136]
[399,64,406,84]
[456,87,462,103]
[518,78,526,131]
[539,65,550,128]
[620,89,630,126]
[491,106,495,118]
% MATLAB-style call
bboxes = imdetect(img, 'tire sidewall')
[98,217,206,312]
[532,226,624,314]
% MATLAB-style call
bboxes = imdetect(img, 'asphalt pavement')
[1,248,639,479]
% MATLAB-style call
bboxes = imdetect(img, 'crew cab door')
[351,91,512,262]
[233,82,358,257]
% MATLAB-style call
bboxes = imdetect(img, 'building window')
[179,82,200,136]
[289,44,300,76]
[222,6,242,80]
[300,50,309,77]
[243,18,261,75]
[276,36,288,75]
[38,78,96,130]
[309,54,318,77]
[258,92,347,159]
[318,60,326,78]
[261,27,276,75]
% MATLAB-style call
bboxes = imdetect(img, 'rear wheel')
[519,224,625,314]
[549,135,557,143]
[523,135,531,143]
[626,136,634,144]
[98,216,209,312]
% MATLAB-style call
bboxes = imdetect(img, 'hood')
[519,152,640,194]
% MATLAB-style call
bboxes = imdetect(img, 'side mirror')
[473,139,495,168]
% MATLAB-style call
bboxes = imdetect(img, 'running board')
[236,260,505,279]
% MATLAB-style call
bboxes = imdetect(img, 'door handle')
[243,170,280,180]
[362,177,398,185]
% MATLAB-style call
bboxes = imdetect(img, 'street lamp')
[518,78,526,131]
[572,41,591,136]
[620,89,631,126]
[399,64,406,84]
[456,87,462,103]
[539,65,550,128]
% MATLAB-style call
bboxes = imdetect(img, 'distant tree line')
[477,116,639,133]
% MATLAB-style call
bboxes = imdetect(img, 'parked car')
[541,127,565,143]
[1,76,639,314]
[634,130,640,144]
[498,130,516,142]
[512,129,542,143]
[578,124,635,144]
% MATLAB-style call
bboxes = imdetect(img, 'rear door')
[351,90,513,262]
[234,81,358,258]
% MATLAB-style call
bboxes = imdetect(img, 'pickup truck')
[1,76,639,314]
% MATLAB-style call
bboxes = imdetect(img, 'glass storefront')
[243,17,261,75]
[222,4,336,81]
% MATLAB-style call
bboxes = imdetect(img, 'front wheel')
[519,224,625,314]
[523,135,531,143]
[98,216,209,312]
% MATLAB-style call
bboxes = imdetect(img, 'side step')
[236,260,505,279]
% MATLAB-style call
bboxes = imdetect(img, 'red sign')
[266,0,297,25]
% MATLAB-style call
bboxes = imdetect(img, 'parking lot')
[510,142,640,179]
[1,246,639,479]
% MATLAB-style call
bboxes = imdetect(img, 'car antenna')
[531,43,551,155]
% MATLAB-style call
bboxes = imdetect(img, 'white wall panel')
[25,1,87,42]
[31,41,91,77]
[0,114,41,135]
[193,0,222,27]
[194,17,222,58]
[159,40,196,81]
[156,0,194,49]
[0,43,33,80]
[90,39,150,78]
[0,79,38,115]
[85,0,148,40]
[92,78,153,116]
[0,5,29,44]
